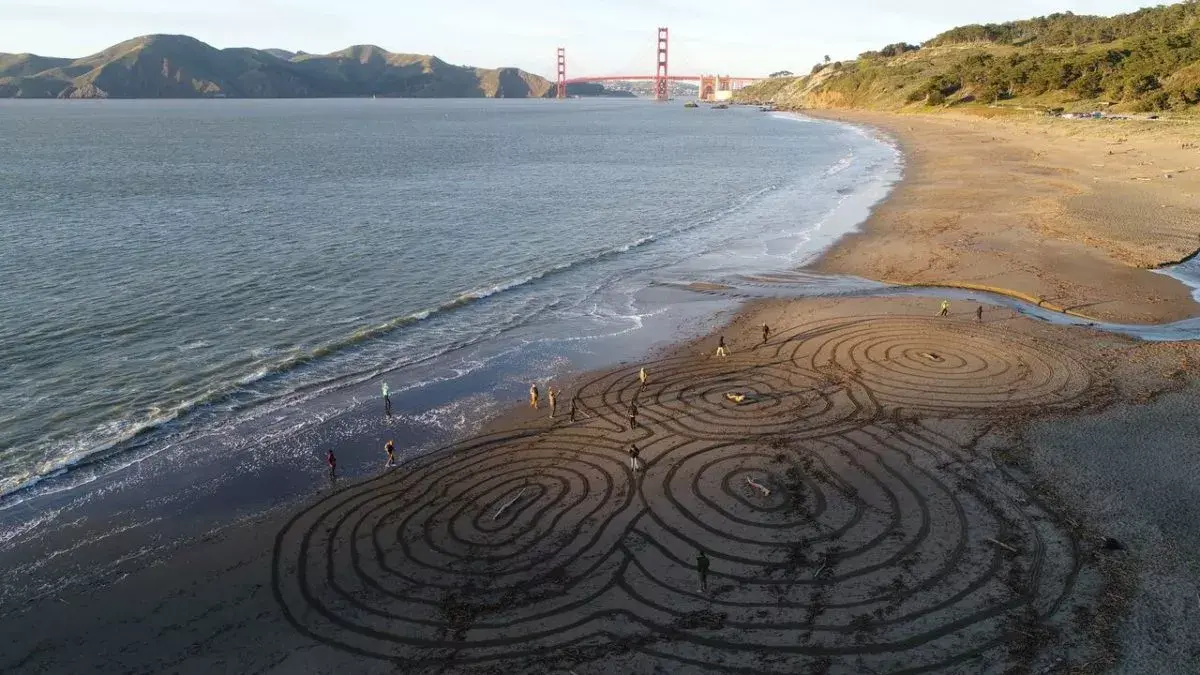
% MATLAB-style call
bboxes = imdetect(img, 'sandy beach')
[6,110,1200,674]
[807,109,1200,324]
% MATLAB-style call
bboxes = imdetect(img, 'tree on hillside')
[824,55,831,63]
[770,70,794,77]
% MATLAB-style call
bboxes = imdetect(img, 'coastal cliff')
[737,1,1200,113]
[0,35,554,99]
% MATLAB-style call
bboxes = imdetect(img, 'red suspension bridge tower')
[653,27,669,102]
[556,47,566,99]
[554,27,760,100]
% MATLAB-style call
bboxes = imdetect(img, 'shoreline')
[6,108,1200,673]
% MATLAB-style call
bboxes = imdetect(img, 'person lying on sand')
[725,392,752,404]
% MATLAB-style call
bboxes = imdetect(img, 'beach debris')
[985,537,1019,554]
[1101,537,1126,551]
[746,476,771,497]
[493,487,529,520]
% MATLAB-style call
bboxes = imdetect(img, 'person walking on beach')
[696,550,710,593]
[938,300,950,317]
[548,388,558,419]
[628,401,639,430]
[382,382,392,417]
[628,443,642,472]
[976,305,983,322]
[529,383,540,409]
[570,395,579,422]
[639,367,648,389]
[762,323,770,344]
[326,449,337,479]
[384,440,396,469]
[716,336,728,359]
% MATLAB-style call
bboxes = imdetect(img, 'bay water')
[0,98,900,543]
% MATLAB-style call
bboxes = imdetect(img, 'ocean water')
[0,98,901,519]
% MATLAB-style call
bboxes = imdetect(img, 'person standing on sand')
[976,306,983,322]
[762,324,770,344]
[628,401,639,430]
[696,550,710,593]
[716,336,728,358]
[529,383,540,409]
[938,300,950,317]
[628,443,642,472]
[570,396,579,422]
[326,449,337,479]
[384,440,395,468]
[639,367,648,389]
[382,382,392,417]
[548,388,558,419]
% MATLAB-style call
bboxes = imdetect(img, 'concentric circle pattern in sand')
[273,315,1105,672]
[801,316,1094,416]
[581,351,875,441]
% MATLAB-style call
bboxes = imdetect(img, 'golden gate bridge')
[555,28,763,102]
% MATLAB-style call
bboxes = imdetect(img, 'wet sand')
[7,111,1200,674]
[6,293,1200,674]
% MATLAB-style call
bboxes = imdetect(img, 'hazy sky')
[0,1,1165,77]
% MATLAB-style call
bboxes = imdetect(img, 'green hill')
[737,0,1200,113]
[0,34,553,99]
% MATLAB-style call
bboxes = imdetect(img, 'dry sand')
[805,110,1200,324]
[7,111,1200,674]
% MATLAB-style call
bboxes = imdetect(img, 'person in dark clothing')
[628,401,639,430]
[326,449,337,479]
[762,324,770,344]
[548,388,558,419]
[628,443,642,471]
[384,440,395,468]
[696,550,710,592]
[570,396,579,422]
[716,336,728,358]
[976,305,983,322]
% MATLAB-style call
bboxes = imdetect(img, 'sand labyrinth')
[273,316,1105,672]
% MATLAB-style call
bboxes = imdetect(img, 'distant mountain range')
[0,34,554,99]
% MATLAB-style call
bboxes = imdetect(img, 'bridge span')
[555,28,764,101]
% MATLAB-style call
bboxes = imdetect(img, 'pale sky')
[0,1,1166,78]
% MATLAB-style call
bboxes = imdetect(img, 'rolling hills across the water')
[0,34,553,99]
[738,0,1200,113]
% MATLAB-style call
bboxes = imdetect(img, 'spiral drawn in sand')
[581,350,876,441]
[797,317,1095,416]
[273,314,1104,672]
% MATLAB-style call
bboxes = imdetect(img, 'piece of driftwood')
[493,487,529,520]
[746,476,771,497]
[985,537,1019,554]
